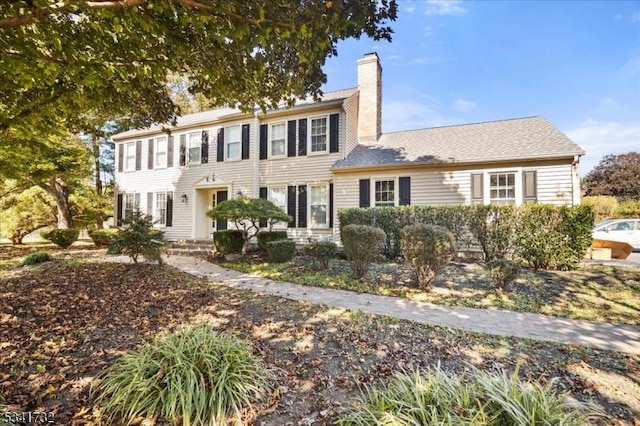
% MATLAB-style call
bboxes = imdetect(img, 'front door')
[208,190,217,238]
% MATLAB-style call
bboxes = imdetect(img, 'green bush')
[22,251,51,266]
[93,325,272,426]
[516,204,593,270]
[46,228,79,248]
[485,258,521,291]
[213,229,245,255]
[257,230,289,251]
[341,224,386,279]
[88,228,120,247]
[581,196,618,223]
[110,211,165,264]
[614,199,640,218]
[466,205,519,261]
[400,224,456,289]
[266,239,296,263]
[338,366,591,425]
[303,240,337,270]
[39,230,51,241]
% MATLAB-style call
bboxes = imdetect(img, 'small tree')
[111,210,165,264]
[0,185,56,244]
[400,224,456,289]
[206,197,291,255]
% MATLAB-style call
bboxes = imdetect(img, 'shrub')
[341,224,385,279]
[22,251,51,266]
[88,228,120,247]
[257,230,288,251]
[613,199,640,218]
[110,211,165,264]
[46,228,79,248]
[213,229,245,255]
[93,325,272,426]
[581,196,618,223]
[467,205,519,261]
[266,239,296,263]
[303,240,337,270]
[39,230,51,241]
[400,224,456,289]
[337,366,591,426]
[485,258,521,291]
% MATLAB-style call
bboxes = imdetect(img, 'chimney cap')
[364,52,379,58]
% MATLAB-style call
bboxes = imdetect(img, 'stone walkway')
[112,255,640,355]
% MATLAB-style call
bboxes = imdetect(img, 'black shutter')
[135,140,142,170]
[287,120,296,157]
[147,192,153,216]
[201,130,209,163]
[287,186,297,228]
[399,177,411,206]
[259,187,268,227]
[116,194,123,226]
[259,124,268,160]
[329,183,334,228]
[179,134,186,166]
[167,136,174,167]
[298,185,307,228]
[471,173,483,204]
[148,138,154,169]
[329,113,339,153]
[216,190,227,230]
[298,119,307,156]
[523,171,538,203]
[359,179,371,208]
[217,128,224,162]
[241,124,250,160]
[166,192,173,227]
[117,144,123,172]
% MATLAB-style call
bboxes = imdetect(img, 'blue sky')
[321,0,640,175]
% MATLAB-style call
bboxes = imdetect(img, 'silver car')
[592,219,640,250]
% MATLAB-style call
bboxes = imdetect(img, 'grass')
[220,255,640,325]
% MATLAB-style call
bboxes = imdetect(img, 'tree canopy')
[1,0,397,143]
[583,152,640,200]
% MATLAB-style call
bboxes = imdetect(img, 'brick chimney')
[357,52,382,142]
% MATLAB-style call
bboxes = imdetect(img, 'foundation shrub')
[256,230,288,251]
[466,205,519,261]
[266,239,296,263]
[400,224,456,289]
[88,228,120,247]
[341,224,386,279]
[303,240,337,269]
[213,229,244,255]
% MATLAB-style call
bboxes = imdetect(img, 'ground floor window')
[124,193,137,219]
[155,192,167,225]
[374,179,395,207]
[489,172,516,205]
[310,185,328,227]
[268,187,287,228]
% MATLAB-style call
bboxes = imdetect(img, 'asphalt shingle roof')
[332,116,584,170]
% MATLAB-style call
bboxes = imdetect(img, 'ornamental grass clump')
[93,325,273,426]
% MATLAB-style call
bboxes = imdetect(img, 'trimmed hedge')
[256,230,288,251]
[303,240,337,270]
[213,230,244,255]
[467,205,519,261]
[266,239,296,263]
[46,229,79,248]
[89,228,120,247]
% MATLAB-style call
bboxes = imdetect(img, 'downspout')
[572,155,581,205]
[253,110,260,198]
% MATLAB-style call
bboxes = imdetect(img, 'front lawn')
[220,254,640,325]
[0,248,638,424]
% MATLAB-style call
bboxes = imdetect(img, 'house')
[112,53,585,244]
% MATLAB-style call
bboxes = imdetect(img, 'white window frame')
[478,168,523,205]
[267,186,288,228]
[372,177,397,207]
[488,171,517,205]
[154,192,167,226]
[269,122,286,158]
[187,132,201,165]
[124,193,136,219]
[124,142,136,171]
[154,136,168,168]
[309,184,329,229]
[308,115,328,155]
[226,125,241,161]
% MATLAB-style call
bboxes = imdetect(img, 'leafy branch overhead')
[0,0,397,140]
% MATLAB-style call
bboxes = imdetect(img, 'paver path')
[109,255,640,355]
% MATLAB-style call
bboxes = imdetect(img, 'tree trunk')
[92,139,104,229]
[40,177,73,229]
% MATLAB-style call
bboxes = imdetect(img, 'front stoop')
[168,239,214,257]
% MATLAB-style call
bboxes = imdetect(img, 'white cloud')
[424,0,467,16]
[566,119,640,175]
[405,5,416,14]
[452,99,477,112]
[383,91,450,132]
[630,12,640,23]
[619,50,640,79]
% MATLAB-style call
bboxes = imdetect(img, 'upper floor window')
[310,185,328,227]
[125,142,136,171]
[489,172,516,205]
[226,125,241,160]
[270,123,286,157]
[188,132,201,164]
[155,136,167,168]
[310,117,327,153]
[155,192,167,225]
[374,179,395,207]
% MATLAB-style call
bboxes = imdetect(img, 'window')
[268,187,287,227]
[310,117,327,153]
[270,123,286,157]
[489,172,516,204]
[310,185,328,227]
[226,125,241,160]
[155,192,166,225]
[125,142,136,171]
[124,193,136,219]
[155,137,167,168]
[188,132,200,164]
[375,179,395,207]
